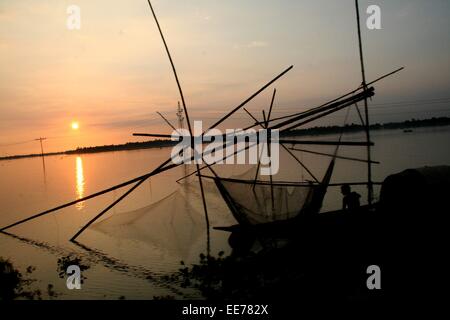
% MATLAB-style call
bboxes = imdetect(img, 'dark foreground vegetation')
[0,258,57,300]
[170,213,384,302]
[167,166,449,302]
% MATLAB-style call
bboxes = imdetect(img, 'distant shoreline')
[285,116,450,137]
[0,139,178,161]
[1,117,449,161]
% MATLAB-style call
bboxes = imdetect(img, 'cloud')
[233,40,269,49]
[246,41,269,48]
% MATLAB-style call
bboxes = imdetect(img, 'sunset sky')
[1,0,449,155]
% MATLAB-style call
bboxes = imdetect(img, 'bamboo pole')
[262,67,403,125]
[123,0,212,254]
[280,89,374,132]
[72,1,291,243]
[145,68,401,187]
[156,111,178,133]
[4,2,399,239]
[251,89,276,189]
[3,39,395,238]
[177,139,260,183]
[203,66,292,137]
[198,175,382,187]
[267,89,276,123]
[133,133,177,139]
[70,179,145,241]
[0,157,173,232]
[355,0,373,205]
[135,85,375,146]
[354,102,365,126]
[2,61,293,235]
[244,90,320,196]
[175,127,373,183]
[274,87,374,131]
[279,140,373,146]
[288,147,380,164]
[280,144,319,183]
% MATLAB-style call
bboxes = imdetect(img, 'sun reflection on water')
[76,156,85,210]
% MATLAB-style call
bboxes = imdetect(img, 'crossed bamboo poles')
[0,66,397,241]
[0,65,295,242]
[0,1,403,246]
[0,67,401,241]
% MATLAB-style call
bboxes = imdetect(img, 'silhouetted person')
[341,184,361,211]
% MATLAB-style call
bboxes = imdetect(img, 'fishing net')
[213,156,336,226]
[215,179,316,225]
[90,166,242,259]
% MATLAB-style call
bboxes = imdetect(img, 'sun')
[71,121,79,130]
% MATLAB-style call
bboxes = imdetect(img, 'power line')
[0,139,36,147]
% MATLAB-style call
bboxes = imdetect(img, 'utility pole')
[35,137,47,157]
[176,101,187,177]
[176,101,184,130]
[35,137,47,182]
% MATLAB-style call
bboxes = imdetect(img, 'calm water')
[1,126,450,299]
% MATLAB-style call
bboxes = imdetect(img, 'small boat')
[210,154,358,250]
